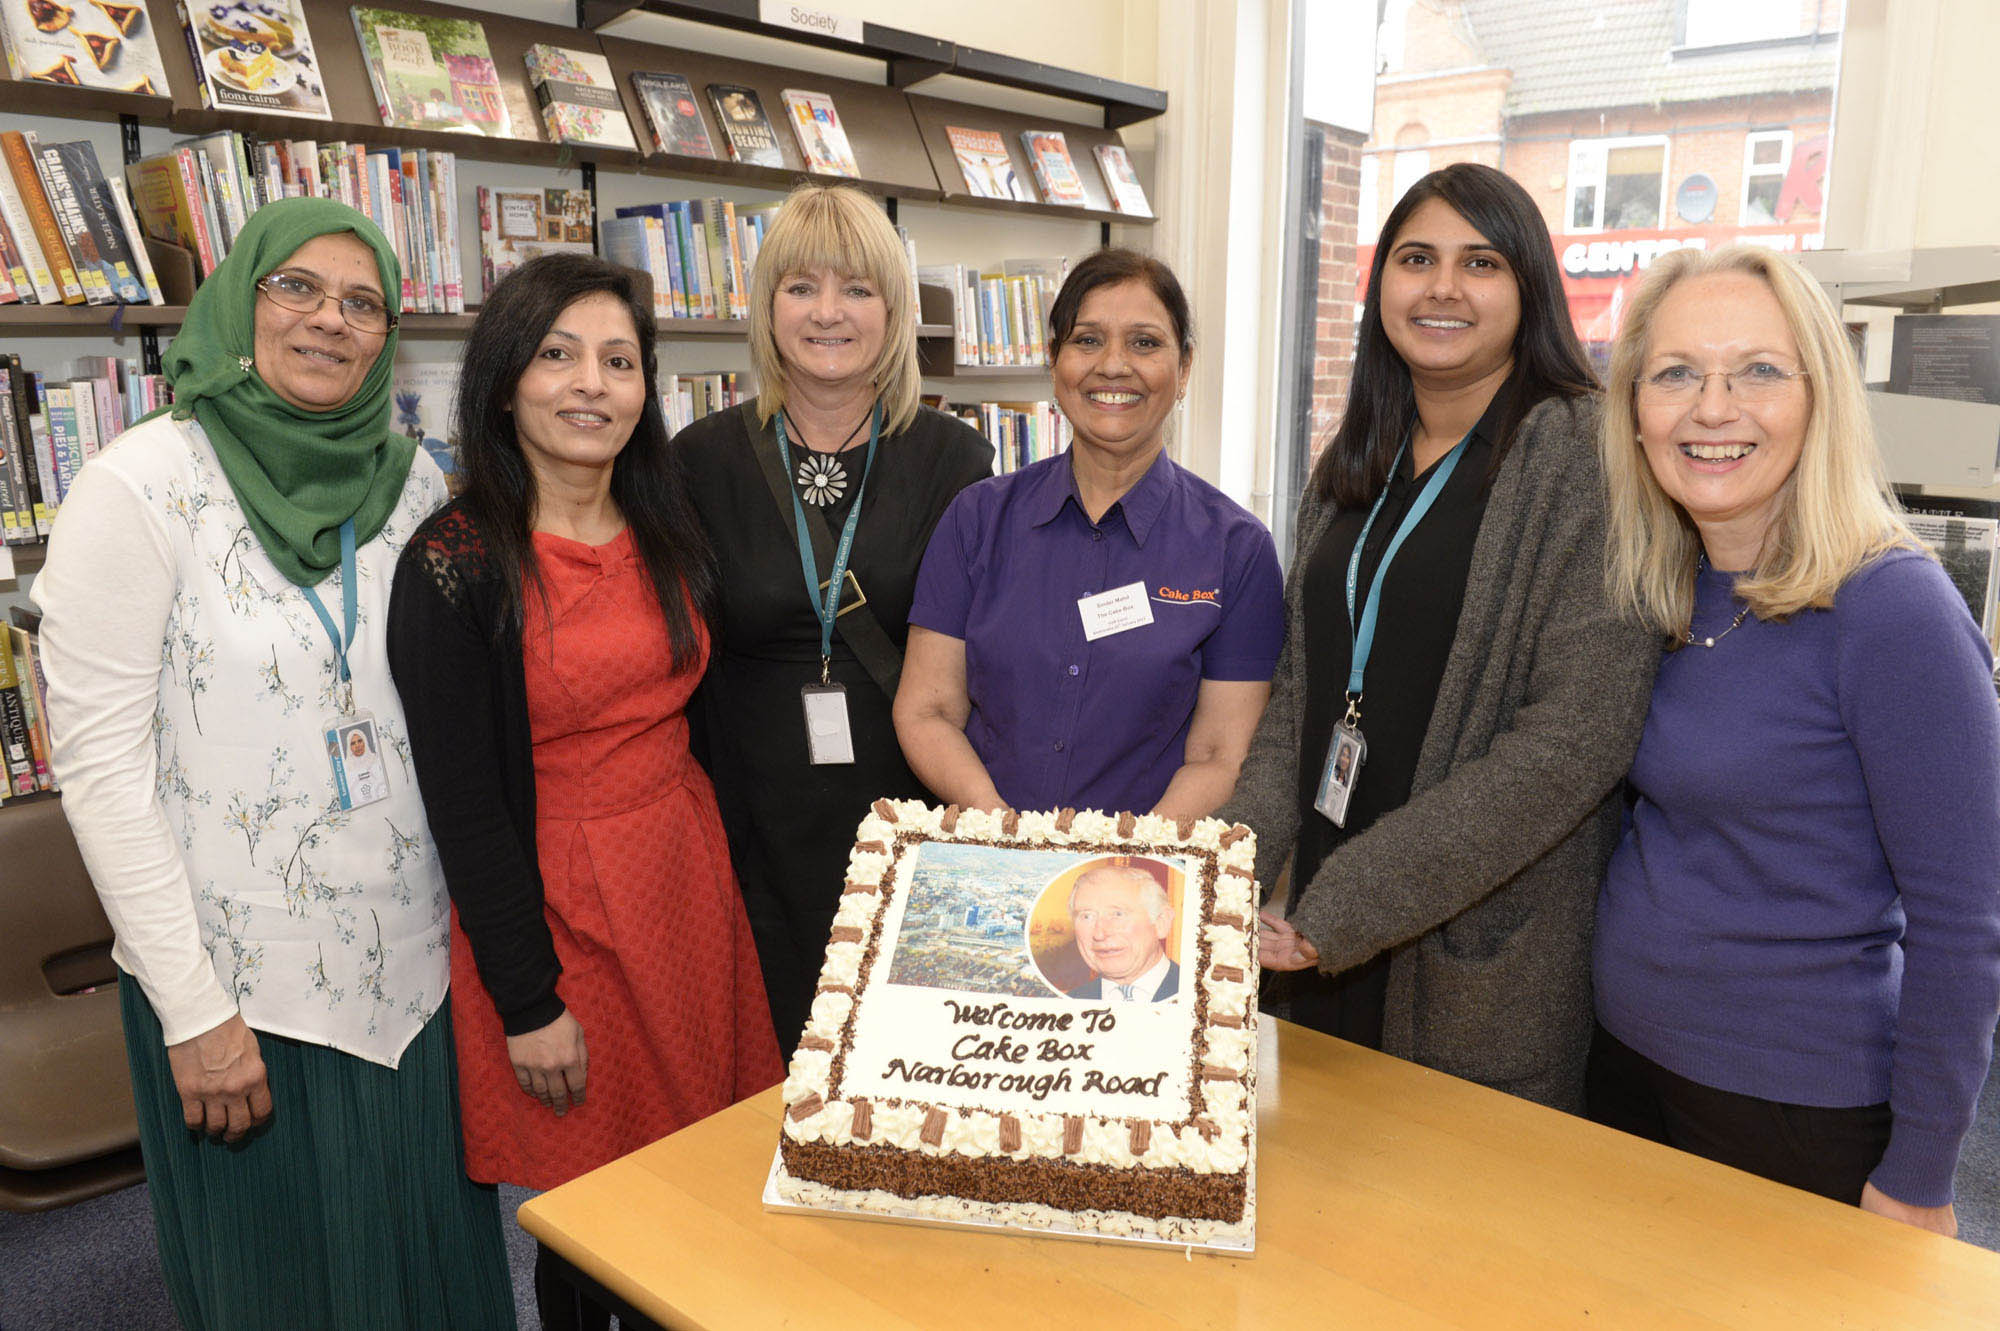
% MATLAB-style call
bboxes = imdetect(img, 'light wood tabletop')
[518,1019,2000,1330]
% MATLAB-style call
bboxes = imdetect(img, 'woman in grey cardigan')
[1229,164,1656,1111]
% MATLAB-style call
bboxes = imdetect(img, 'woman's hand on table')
[509,1011,589,1117]
[1258,910,1321,972]
[167,1013,272,1141]
[1860,1182,1958,1237]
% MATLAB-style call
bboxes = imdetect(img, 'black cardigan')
[387,501,563,1036]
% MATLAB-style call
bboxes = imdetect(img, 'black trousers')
[1584,1023,1892,1205]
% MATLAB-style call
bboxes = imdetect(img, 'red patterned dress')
[450,528,782,1188]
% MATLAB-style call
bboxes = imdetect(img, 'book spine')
[351,10,397,128]
[8,629,49,790]
[0,164,57,303]
[0,632,36,797]
[0,219,25,302]
[32,146,116,305]
[69,380,100,463]
[103,177,165,304]
[640,217,672,321]
[438,155,462,313]
[721,200,747,320]
[476,185,495,300]
[3,358,49,535]
[2,134,84,303]
[0,367,24,544]
[686,204,716,320]
[665,204,692,319]
[703,199,733,322]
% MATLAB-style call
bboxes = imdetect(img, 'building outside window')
[1568,137,1670,232]
[1742,130,1793,224]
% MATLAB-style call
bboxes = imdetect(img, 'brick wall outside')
[1306,121,1369,464]
[1504,96,1834,235]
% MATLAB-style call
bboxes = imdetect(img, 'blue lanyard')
[302,519,359,711]
[777,404,882,681]
[1343,430,1471,712]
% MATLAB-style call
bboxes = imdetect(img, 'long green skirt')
[120,976,517,1330]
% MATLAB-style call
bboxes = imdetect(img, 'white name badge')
[1078,581,1155,642]
[324,712,389,811]
[802,683,856,765]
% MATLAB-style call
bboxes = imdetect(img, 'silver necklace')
[783,407,868,507]
[1684,560,1752,648]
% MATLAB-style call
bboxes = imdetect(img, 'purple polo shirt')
[910,448,1284,814]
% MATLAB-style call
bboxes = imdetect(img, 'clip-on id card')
[802,683,855,765]
[1313,723,1366,827]
[325,713,389,810]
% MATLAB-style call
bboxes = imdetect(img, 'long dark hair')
[1312,162,1596,507]
[455,253,716,671]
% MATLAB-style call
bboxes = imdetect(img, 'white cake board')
[762,1148,1255,1258]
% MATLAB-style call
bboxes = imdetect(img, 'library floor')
[6,1049,2000,1330]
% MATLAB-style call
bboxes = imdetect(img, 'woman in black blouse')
[1224,165,1656,1109]
[676,184,992,1057]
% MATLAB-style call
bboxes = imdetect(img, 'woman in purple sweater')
[1592,244,2000,1235]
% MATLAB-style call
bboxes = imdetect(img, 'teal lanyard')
[302,519,359,712]
[1342,430,1471,716]
[777,404,882,682]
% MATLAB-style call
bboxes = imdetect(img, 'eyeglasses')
[256,271,396,333]
[1634,362,1808,404]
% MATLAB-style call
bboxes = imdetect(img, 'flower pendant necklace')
[784,407,869,507]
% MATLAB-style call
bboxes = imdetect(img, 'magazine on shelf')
[178,0,328,119]
[1894,489,2000,643]
[477,185,593,298]
[945,126,1029,202]
[0,0,166,92]
[781,89,859,178]
[705,83,784,168]
[1093,143,1151,217]
[391,361,462,493]
[523,43,636,150]
[1018,130,1088,207]
[629,71,717,159]
[350,7,515,138]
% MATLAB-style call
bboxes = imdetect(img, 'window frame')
[1566,134,1672,233]
[1739,129,1793,224]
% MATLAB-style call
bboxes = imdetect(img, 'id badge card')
[802,683,856,765]
[1313,722,1366,827]
[1077,580,1154,642]
[324,712,389,810]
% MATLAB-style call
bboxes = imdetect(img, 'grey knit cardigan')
[1223,393,1658,1111]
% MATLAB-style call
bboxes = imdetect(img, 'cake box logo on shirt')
[1153,585,1222,607]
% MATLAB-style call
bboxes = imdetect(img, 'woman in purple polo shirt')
[1591,245,2000,1234]
[896,249,1284,820]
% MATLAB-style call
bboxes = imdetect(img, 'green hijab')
[154,197,414,588]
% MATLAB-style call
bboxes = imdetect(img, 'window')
[1567,137,1668,232]
[1359,153,1380,244]
[1683,0,1800,48]
[1390,147,1430,211]
[1741,131,1792,224]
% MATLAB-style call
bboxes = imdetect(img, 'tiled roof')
[1458,0,1839,117]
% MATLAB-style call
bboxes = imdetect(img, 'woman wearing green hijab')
[35,198,516,1329]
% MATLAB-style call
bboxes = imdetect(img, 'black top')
[1291,404,1501,904]
[387,502,565,1036]
[676,401,993,1053]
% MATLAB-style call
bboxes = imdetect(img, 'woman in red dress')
[388,254,781,1330]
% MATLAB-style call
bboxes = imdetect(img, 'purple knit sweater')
[1595,548,2000,1206]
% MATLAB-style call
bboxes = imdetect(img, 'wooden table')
[519,1020,2000,1329]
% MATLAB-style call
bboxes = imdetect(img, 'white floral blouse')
[35,414,452,1068]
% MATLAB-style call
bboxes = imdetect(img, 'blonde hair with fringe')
[747,183,919,434]
[1601,244,1917,640]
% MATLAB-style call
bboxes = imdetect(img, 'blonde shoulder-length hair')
[1602,244,1917,638]
[747,183,920,435]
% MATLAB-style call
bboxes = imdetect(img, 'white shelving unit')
[1802,246,2000,491]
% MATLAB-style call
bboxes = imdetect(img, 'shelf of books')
[0,0,1160,534]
